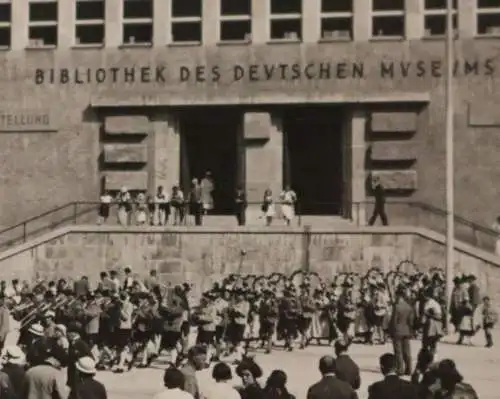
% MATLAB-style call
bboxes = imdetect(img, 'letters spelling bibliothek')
[33,59,496,85]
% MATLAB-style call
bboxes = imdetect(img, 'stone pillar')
[243,112,283,222]
[152,112,181,193]
[105,0,122,47]
[58,0,73,48]
[302,0,321,43]
[11,0,28,50]
[406,0,424,39]
[459,0,475,38]
[154,0,170,45]
[348,109,367,225]
[353,0,371,41]
[203,0,219,44]
[251,0,268,44]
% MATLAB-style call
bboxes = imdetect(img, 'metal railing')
[0,200,497,255]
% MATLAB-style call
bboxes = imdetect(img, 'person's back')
[307,355,358,399]
[24,362,67,399]
[334,340,361,391]
[69,377,107,399]
[368,353,418,399]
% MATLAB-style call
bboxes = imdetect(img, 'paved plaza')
[97,331,500,399]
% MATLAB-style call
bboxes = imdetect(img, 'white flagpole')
[444,0,455,333]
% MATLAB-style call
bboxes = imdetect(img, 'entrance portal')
[179,108,240,214]
[283,106,345,215]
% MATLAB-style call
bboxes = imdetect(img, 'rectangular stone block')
[371,112,417,132]
[371,170,418,191]
[104,115,150,134]
[103,144,148,163]
[104,171,148,191]
[370,141,417,161]
[468,101,500,127]
[244,112,271,140]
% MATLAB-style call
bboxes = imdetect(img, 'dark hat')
[453,276,462,284]
[467,274,476,281]
[235,356,263,379]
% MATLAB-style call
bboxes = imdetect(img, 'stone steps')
[183,215,354,228]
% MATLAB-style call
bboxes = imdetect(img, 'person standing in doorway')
[368,176,388,226]
[201,171,215,215]
[189,178,203,226]
[235,186,247,226]
[280,186,297,226]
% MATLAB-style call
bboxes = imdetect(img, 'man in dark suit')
[307,355,358,399]
[390,285,415,375]
[368,176,388,226]
[368,353,419,399]
[334,339,361,390]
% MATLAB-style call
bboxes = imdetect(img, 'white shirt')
[424,298,442,318]
[201,381,241,399]
[153,388,193,399]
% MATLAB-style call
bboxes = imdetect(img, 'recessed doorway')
[283,106,345,215]
[179,107,241,214]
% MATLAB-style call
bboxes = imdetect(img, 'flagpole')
[444,0,455,333]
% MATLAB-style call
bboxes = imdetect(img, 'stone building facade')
[0,0,500,228]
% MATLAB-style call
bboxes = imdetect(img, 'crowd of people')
[0,266,493,399]
[98,180,298,227]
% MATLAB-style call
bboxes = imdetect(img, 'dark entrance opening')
[179,107,240,214]
[283,106,344,215]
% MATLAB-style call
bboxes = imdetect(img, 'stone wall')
[1,226,499,303]
[1,40,500,229]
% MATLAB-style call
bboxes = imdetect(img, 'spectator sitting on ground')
[263,369,295,399]
[235,355,264,399]
[367,353,418,399]
[154,367,193,399]
[425,359,478,399]
[201,361,240,399]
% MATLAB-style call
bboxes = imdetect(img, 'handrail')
[0,200,497,253]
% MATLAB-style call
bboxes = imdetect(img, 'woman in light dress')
[200,171,215,214]
[116,187,132,226]
[261,189,275,226]
[279,186,297,226]
[135,192,148,225]
[492,216,500,256]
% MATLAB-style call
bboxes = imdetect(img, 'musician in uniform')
[194,292,217,362]
[114,291,135,373]
[298,284,315,349]
[158,285,185,366]
[83,291,102,359]
[280,287,300,351]
[179,283,192,356]
[129,293,157,369]
[213,285,229,359]
[337,281,357,341]
[258,288,279,354]
[368,285,388,345]
[228,289,250,359]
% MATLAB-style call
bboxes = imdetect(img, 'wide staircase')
[0,200,497,255]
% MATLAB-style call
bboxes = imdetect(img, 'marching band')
[0,262,495,374]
